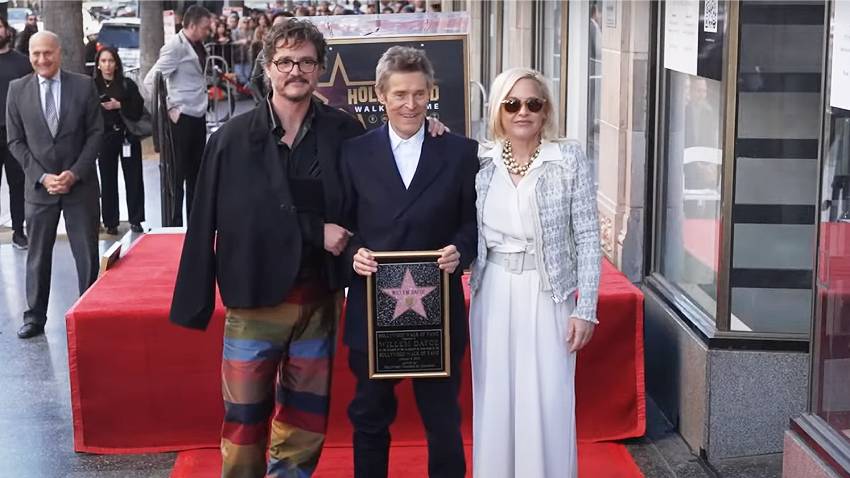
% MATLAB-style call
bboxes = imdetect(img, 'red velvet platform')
[66,233,645,454]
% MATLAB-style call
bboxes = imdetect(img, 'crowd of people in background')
[205,1,438,87]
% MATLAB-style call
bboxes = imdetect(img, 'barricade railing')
[151,71,179,227]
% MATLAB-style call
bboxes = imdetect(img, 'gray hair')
[374,46,435,93]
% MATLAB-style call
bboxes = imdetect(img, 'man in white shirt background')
[144,5,211,226]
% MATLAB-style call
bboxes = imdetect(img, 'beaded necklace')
[501,139,541,176]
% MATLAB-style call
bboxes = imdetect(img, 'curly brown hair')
[262,18,328,69]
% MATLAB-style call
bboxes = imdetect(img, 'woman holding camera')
[93,47,145,234]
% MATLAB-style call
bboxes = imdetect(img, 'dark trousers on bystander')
[170,114,206,226]
[98,130,145,228]
[0,127,26,234]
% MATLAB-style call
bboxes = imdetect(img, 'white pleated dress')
[470,153,578,478]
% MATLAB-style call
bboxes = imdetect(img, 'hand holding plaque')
[436,245,460,274]
[365,251,451,379]
[353,248,378,276]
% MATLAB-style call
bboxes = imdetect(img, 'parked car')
[95,17,140,79]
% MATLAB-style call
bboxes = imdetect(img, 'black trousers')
[347,350,466,478]
[0,127,25,233]
[24,197,99,326]
[171,113,206,226]
[98,130,144,227]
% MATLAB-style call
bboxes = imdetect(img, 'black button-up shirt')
[268,96,325,278]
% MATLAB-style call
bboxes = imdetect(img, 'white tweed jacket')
[468,140,602,323]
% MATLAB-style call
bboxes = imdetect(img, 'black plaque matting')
[366,251,451,379]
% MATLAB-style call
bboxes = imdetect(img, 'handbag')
[121,107,153,139]
[120,79,153,139]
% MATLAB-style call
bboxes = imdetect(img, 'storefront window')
[657,70,724,318]
[728,1,823,334]
[814,0,850,447]
[539,0,564,134]
[587,0,602,180]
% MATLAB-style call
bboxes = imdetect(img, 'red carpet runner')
[66,235,644,454]
[170,443,643,477]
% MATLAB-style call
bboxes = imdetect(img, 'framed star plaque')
[365,251,451,379]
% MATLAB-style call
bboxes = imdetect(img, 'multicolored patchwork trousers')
[221,283,342,478]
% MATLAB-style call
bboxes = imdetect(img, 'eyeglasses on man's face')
[272,58,319,74]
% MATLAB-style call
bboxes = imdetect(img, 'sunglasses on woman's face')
[501,97,546,114]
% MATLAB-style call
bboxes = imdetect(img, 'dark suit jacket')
[341,123,479,353]
[5,71,104,204]
[169,101,365,330]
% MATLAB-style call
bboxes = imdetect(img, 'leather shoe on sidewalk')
[17,323,45,339]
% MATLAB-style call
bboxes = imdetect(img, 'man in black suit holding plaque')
[343,46,478,478]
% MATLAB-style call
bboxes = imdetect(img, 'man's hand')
[168,107,181,124]
[42,174,62,195]
[48,171,77,195]
[437,244,460,274]
[353,248,378,277]
[324,223,352,256]
[566,317,595,353]
[427,117,450,137]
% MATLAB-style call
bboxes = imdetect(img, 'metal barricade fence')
[151,71,179,227]
[205,42,239,132]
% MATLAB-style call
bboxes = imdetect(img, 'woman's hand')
[353,248,378,277]
[426,117,450,137]
[102,99,121,111]
[566,317,595,352]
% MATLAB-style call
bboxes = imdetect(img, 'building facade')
[454,1,848,475]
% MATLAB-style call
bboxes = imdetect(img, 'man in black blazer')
[6,31,104,339]
[344,46,478,478]
[169,20,364,477]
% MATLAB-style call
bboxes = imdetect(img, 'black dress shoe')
[130,223,144,233]
[106,226,119,236]
[17,323,45,339]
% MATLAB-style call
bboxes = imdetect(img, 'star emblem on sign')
[381,268,437,320]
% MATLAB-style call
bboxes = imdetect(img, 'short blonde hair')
[487,67,558,142]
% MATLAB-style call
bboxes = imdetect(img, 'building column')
[596,0,650,281]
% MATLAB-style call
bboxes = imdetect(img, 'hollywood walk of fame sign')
[313,35,470,136]
[366,251,451,379]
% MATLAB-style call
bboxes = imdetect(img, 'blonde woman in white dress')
[468,68,601,478]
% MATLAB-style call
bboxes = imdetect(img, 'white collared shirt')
[388,122,425,189]
[38,71,62,119]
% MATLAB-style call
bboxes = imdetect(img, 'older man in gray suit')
[5,31,104,339]
[144,5,211,226]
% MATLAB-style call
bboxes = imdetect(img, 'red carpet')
[170,443,643,477]
[66,234,644,454]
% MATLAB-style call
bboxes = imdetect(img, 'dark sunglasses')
[501,97,546,114]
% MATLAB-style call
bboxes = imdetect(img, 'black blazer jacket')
[341,123,479,354]
[169,101,364,330]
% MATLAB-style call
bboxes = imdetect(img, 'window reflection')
[816,109,850,442]
[587,0,602,182]
[659,70,723,317]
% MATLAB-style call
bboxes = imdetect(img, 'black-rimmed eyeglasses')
[272,58,319,74]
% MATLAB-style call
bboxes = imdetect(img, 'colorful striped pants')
[221,284,342,478]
